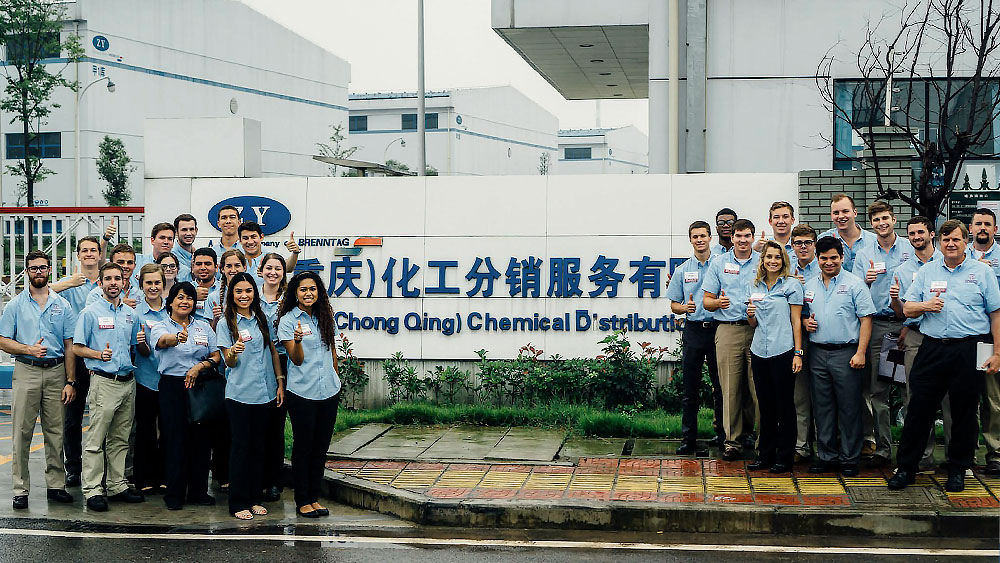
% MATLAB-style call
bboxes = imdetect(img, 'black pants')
[226,399,272,514]
[287,391,339,508]
[897,337,985,472]
[750,350,797,466]
[133,383,163,489]
[681,322,724,444]
[262,355,289,492]
[159,375,211,505]
[63,358,90,476]
[210,415,231,486]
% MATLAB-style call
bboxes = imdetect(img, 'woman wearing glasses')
[155,252,183,294]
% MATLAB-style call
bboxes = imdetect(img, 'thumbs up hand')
[804,313,818,333]
[104,218,117,241]
[100,342,113,362]
[66,262,86,288]
[284,231,301,254]
[176,326,188,344]
[865,259,879,284]
[686,293,696,314]
[293,320,304,342]
[889,275,901,300]
[231,340,245,355]
[136,327,146,346]
[793,267,805,285]
[28,338,47,358]
[718,289,730,310]
[926,296,945,313]
[753,231,767,252]
[212,303,222,320]
[746,300,757,318]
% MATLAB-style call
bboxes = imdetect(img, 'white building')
[347,86,558,176]
[0,0,350,207]
[557,126,647,175]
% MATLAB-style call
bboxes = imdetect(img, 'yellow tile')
[568,474,615,491]
[706,476,750,493]
[795,477,847,496]
[658,476,704,493]
[357,468,402,485]
[479,471,529,489]
[524,473,572,490]
[391,469,443,489]
[435,470,486,488]
[750,477,797,494]
[842,477,886,487]
[614,476,659,492]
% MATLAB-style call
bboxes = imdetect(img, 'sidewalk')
[322,423,1000,538]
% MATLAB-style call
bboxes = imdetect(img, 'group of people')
[666,196,1000,492]
[1,207,342,520]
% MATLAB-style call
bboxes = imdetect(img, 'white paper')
[878,333,906,384]
[977,342,993,371]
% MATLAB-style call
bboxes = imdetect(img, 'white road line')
[0,528,992,557]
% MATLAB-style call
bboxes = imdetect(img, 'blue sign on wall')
[93,35,110,51]
[209,196,291,235]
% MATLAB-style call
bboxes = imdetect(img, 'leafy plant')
[336,333,368,409]
[593,330,656,410]
[430,365,470,405]
[97,135,135,206]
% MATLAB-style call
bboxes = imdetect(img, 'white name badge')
[873,262,887,274]
[196,300,205,310]
[300,324,313,336]
[239,329,252,343]
[684,271,699,283]
[804,290,815,303]
[930,280,948,294]
[723,263,740,275]
[750,292,766,303]
[837,284,848,294]
[98,316,114,330]
[145,320,156,330]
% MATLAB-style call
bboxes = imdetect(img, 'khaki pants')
[715,323,757,451]
[863,318,900,459]
[11,362,66,496]
[82,374,136,499]
[902,328,950,468]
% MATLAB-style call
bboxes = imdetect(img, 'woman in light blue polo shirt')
[746,240,804,473]
[133,264,169,495]
[278,271,341,518]
[216,273,284,520]
[258,252,289,502]
[150,282,221,511]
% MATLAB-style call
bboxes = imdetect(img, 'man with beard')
[85,244,142,308]
[0,251,77,509]
[190,248,220,323]
[74,263,145,511]
[968,208,1000,475]
[133,223,190,284]
[712,208,738,257]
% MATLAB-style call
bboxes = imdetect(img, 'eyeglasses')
[791,240,815,247]
[26,265,50,273]
[716,219,736,226]
[160,263,178,270]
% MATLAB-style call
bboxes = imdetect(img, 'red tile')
[472,488,519,499]
[426,487,472,499]
[801,495,850,506]
[619,460,661,475]
[950,496,1000,508]
[531,465,575,474]
[326,461,366,469]
[445,463,492,472]
[578,458,620,473]
[658,492,705,503]
[661,459,703,476]
[754,494,801,505]
[612,492,658,502]
[566,491,611,501]
[518,490,565,500]
[489,465,534,472]
[405,462,446,471]
[365,461,407,469]
[707,493,754,503]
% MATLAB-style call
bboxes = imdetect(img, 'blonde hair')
[755,240,790,285]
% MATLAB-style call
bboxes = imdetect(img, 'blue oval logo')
[93,35,110,51]
[208,196,291,236]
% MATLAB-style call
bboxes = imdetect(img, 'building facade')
[557,126,648,175]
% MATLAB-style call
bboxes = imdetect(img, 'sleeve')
[902,267,925,303]
[700,259,722,296]
[786,278,804,305]
[665,263,685,303]
[851,249,869,279]
[150,321,170,349]
[853,280,877,317]
[982,266,1000,313]
[62,304,78,340]
[73,310,92,347]
[0,300,16,339]
[277,313,294,342]
[216,319,233,349]
[85,288,99,306]
[130,314,140,345]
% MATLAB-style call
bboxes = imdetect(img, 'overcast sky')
[239,0,650,134]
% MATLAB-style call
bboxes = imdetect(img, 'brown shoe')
[861,441,877,458]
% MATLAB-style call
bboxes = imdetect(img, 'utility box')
[144,117,262,179]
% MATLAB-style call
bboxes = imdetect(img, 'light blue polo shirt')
[818,227,877,273]
[260,295,285,355]
[793,257,820,283]
[895,250,943,328]
[967,243,1000,281]
[803,270,876,345]
[902,255,1000,339]
[750,276,804,358]
[278,308,341,400]
[666,254,716,322]
[172,244,194,270]
[701,249,760,322]
[216,314,278,405]
[85,283,143,307]
[852,235,915,316]
[0,289,76,361]
[208,239,243,255]
[710,244,730,258]
[150,317,217,377]
[134,299,168,391]
[191,281,219,323]
[74,298,138,376]
[56,276,98,313]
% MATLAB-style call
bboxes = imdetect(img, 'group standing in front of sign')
[667,196,1000,492]
[0,206,341,520]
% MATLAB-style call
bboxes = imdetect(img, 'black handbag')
[187,364,226,424]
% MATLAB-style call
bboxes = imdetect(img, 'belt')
[811,342,855,351]
[684,320,716,329]
[90,369,134,383]
[873,314,903,322]
[716,319,750,326]
[15,356,64,369]
[925,335,988,345]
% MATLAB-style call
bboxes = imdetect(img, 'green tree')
[96,135,135,206]
[0,0,82,213]
[316,123,357,176]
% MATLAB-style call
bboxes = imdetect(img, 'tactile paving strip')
[479,470,529,489]
[523,472,572,490]
[842,477,886,487]
[614,475,660,492]
[390,469,443,489]
[356,468,402,485]
[659,476,704,493]
[706,476,751,494]
[435,470,486,488]
[795,477,847,496]
[750,477,797,494]
[568,473,616,491]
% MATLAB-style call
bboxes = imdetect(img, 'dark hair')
[237,221,263,237]
[165,281,198,317]
[99,262,124,279]
[790,224,817,241]
[109,243,136,260]
[218,250,247,314]
[732,218,755,235]
[688,220,711,237]
[868,200,894,218]
[973,207,998,225]
[150,222,176,239]
[906,216,934,233]
[24,250,50,267]
[259,253,288,297]
[278,271,336,349]
[76,235,100,253]
[173,213,197,231]
[217,205,240,221]
[716,208,738,220]
[155,251,180,266]
[815,236,844,257]
[193,247,218,263]
[222,273,275,358]
[939,219,969,238]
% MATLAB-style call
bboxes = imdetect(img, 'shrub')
[383,352,427,403]
[336,333,368,409]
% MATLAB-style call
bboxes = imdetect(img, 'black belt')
[811,342,855,351]
[15,356,64,369]
[684,320,716,329]
[873,315,903,322]
[90,369,134,383]
[925,335,988,345]
[716,319,750,326]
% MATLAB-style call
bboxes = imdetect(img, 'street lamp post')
[384,137,406,164]
[74,76,115,207]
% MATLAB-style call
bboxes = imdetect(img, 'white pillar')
[668,0,680,174]
[417,0,427,176]
[648,0,669,174]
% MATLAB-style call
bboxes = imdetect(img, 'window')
[402,113,439,131]
[564,147,592,160]
[3,32,60,61]
[5,132,61,159]
[349,115,367,132]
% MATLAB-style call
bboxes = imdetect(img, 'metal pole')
[74,22,81,207]
[668,0,680,174]
[417,0,426,176]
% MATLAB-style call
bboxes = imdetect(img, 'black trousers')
[63,357,90,476]
[226,399,272,514]
[262,355,289,492]
[897,337,985,472]
[750,350,797,466]
[681,322,724,444]
[133,383,163,489]
[287,391,339,508]
[159,375,211,505]
[210,414,231,486]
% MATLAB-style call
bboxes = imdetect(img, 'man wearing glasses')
[790,224,819,463]
[712,208,738,257]
[0,251,78,509]
[133,223,191,284]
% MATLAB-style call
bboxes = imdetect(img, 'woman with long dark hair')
[216,273,285,520]
[150,282,222,510]
[258,253,289,501]
[277,271,341,518]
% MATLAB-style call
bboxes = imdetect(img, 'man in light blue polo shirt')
[711,208,737,257]
[667,220,724,455]
[172,214,198,270]
[819,193,877,273]
[208,205,244,256]
[133,223,191,285]
[190,248,221,323]
[73,262,144,511]
[891,220,1000,492]
[804,236,875,476]
[852,201,914,465]
[791,224,820,285]
[966,208,1000,476]
[703,218,760,460]
[789,223,820,461]
[85,243,142,308]
[753,201,796,263]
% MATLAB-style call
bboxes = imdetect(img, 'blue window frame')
[402,113,438,131]
[5,132,62,159]
[349,115,367,132]
[564,147,592,160]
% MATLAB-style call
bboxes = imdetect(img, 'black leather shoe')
[263,487,281,502]
[984,460,1000,475]
[841,464,859,477]
[675,442,697,456]
[12,496,28,510]
[47,489,73,503]
[945,468,966,492]
[887,470,916,490]
[809,460,837,474]
[707,436,725,448]
[109,490,145,503]
[739,435,757,450]
[722,448,741,461]
[747,460,772,471]
[769,463,791,474]
[187,494,216,506]
[315,506,330,516]
[65,474,81,488]
[86,495,109,512]
[164,496,183,511]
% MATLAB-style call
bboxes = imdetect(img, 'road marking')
[0,528,991,557]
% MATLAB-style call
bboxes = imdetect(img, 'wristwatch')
[66,380,76,387]
[793,349,805,357]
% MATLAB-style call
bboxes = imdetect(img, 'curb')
[315,468,999,538]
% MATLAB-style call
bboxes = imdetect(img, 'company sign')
[208,196,291,235]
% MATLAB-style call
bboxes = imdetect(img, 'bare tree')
[816,0,1000,222]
